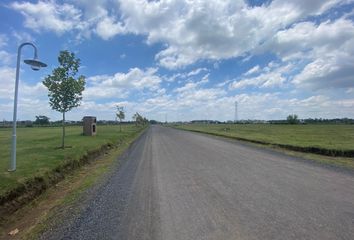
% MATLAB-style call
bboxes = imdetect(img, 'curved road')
[42,126,354,240]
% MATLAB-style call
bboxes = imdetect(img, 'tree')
[132,112,147,126]
[116,105,125,132]
[43,51,85,149]
[287,114,299,124]
[142,117,149,125]
[132,112,140,126]
[34,115,50,125]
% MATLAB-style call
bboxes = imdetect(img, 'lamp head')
[24,59,47,71]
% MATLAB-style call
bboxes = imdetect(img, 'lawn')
[175,124,354,152]
[0,125,144,196]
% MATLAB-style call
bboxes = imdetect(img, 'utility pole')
[234,101,238,123]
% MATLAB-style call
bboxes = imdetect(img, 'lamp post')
[9,42,47,172]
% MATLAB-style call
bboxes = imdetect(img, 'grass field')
[174,123,354,154]
[0,125,144,196]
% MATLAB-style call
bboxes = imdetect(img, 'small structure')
[83,116,97,136]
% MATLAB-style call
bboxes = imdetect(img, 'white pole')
[9,42,43,172]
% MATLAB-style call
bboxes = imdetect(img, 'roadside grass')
[173,124,354,168]
[0,125,143,196]
[0,127,144,240]
[174,124,354,150]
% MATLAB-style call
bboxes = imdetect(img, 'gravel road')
[41,125,354,240]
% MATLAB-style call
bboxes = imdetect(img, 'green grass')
[0,125,144,195]
[174,123,354,151]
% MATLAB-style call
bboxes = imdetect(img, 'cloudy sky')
[1,0,354,122]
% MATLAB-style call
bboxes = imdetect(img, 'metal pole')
[234,101,238,122]
[9,42,39,172]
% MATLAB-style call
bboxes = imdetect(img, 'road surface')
[42,126,354,240]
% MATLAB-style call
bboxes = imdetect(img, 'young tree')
[116,105,125,132]
[132,112,139,127]
[143,117,148,125]
[43,51,85,148]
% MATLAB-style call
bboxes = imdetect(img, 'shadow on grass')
[54,146,73,149]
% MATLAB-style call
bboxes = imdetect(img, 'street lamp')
[9,42,47,172]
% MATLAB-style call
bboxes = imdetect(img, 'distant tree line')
[187,118,354,125]
[2,117,354,128]
[191,120,222,124]
[268,117,354,125]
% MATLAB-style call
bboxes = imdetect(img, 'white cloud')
[230,63,292,89]
[268,18,354,89]
[174,82,199,93]
[231,71,285,89]
[0,66,47,100]
[21,82,47,98]
[11,0,353,72]
[0,51,14,65]
[0,67,15,99]
[10,0,125,41]
[244,65,260,76]
[0,34,8,48]
[187,68,208,77]
[117,0,349,69]
[1,65,353,121]
[11,1,83,35]
[347,88,354,93]
[270,18,354,60]
[293,56,354,89]
[162,67,208,82]
[95,15,125,40]
[11,31,35,44]
[129,91,354,121]
[0,66,49,121]
[173,79,225,111]
[84,67,161,100]
[174,76,210,93]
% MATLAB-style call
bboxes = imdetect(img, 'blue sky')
[1,0,354,122]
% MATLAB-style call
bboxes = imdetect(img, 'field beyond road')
[174,123,354,159]
[174,123,354,150]
[0,125,144,196]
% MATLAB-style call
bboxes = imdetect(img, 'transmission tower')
[234,101,238,122]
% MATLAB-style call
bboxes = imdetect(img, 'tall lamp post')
[9,42,47,172]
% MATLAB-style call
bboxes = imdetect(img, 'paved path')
[42,126,354,240]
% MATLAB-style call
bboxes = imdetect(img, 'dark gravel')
[41,126,354,240]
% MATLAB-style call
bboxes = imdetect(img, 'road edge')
[170,126,354,172]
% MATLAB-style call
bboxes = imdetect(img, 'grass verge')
[0,125,146,239]
[0,125,145,223]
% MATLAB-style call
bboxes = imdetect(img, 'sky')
[1,0,354,122]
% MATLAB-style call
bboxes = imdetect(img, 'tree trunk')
[62,111,65,149]
[120,119,122,132]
